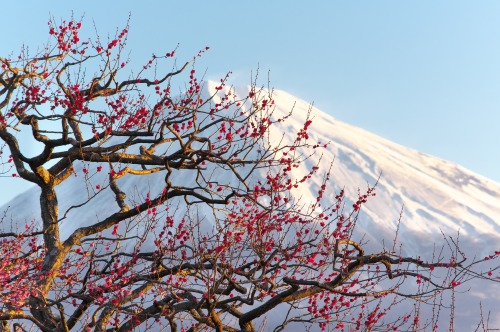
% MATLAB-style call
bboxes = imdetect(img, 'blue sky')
[1,1,500,205]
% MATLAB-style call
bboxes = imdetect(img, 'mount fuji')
[2,82,499,329]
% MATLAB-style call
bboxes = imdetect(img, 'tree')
[0,18,498,332]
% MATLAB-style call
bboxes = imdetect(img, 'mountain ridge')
[3,82,499,241]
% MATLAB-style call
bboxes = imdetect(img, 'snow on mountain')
[270,88,499,236]
[1,82,499,329]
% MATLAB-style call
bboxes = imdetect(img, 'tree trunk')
[40,184,60,252]
[29,184,63,330]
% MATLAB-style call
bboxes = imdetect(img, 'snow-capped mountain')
[2,83,499,329]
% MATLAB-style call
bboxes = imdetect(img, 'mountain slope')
[253,86,500,241]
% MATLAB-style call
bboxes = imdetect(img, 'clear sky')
[1,1,500,206]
